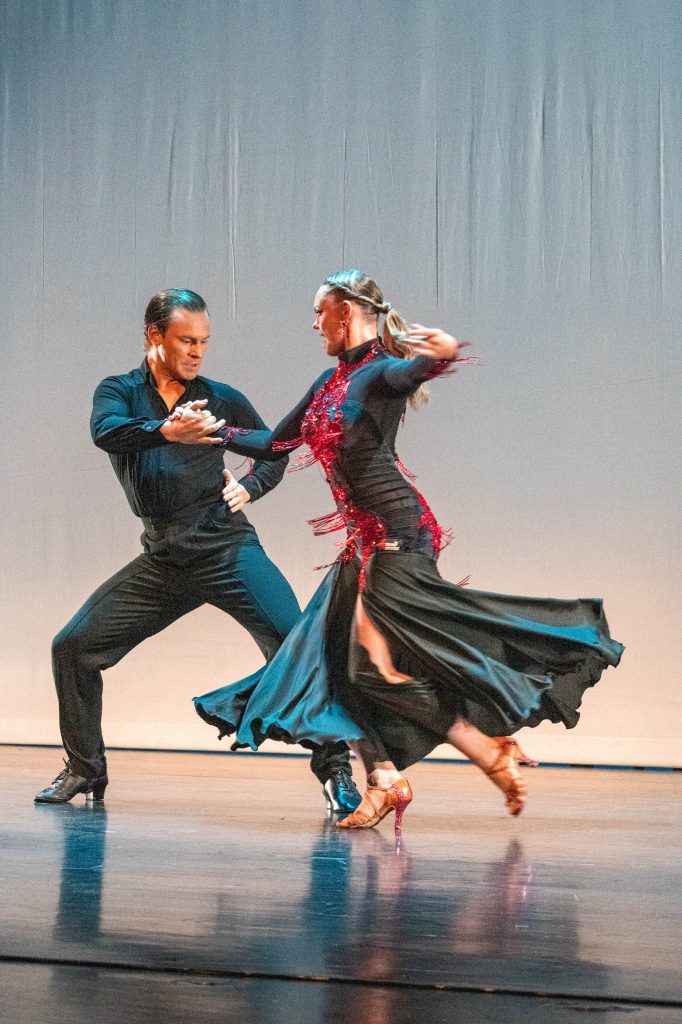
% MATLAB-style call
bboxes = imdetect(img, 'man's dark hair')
[144,289,209,347]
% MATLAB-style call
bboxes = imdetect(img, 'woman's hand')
[406,324,460,361]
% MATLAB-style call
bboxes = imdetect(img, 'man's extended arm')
[91,378,225,453]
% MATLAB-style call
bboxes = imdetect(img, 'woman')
[190,270,623,834]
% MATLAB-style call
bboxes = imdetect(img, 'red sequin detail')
[296,345,390,588]
[394,457,453,556]
[275,344,457,588]
[299,343,380,469]
[308,486,389,590]
[416,490,453,554]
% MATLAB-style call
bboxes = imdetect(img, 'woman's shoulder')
[364,348,415,382]
[374,348,408,367]
[311,366,336,390]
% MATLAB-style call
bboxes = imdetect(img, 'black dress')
[194,340,623,770]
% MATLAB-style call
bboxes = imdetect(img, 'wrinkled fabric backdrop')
[1,0,679,764]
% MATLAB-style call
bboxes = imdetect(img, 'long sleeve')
[379,355,456,398]
[217,376,324,461]
[225,391,291,502]
[91,376,169,453]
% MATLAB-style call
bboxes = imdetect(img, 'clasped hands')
[162,399,250,513]
[161,398,224,445]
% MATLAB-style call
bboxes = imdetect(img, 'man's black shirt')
[90,359,286,527]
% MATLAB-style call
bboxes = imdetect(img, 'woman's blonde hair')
[321,269,429,408]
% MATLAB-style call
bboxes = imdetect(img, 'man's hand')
[222,468,251,513]
[160,399,225,445]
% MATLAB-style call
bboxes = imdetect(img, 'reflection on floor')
[0,746,680,1023]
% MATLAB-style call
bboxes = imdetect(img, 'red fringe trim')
[232,456,254,478]
[272,438,302,452]
[308,510,347,535]
[220,426,252,445]
[287,449,318,473]
[422,352,480,379]
[395,456,418,482]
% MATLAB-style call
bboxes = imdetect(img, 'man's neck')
[146,353,187,411]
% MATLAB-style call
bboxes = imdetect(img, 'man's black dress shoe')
[323,768,362,813]
[34,761,108,804]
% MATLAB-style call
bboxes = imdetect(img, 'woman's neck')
[344,323,378,351]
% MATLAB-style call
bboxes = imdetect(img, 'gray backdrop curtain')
[1,0,680,764]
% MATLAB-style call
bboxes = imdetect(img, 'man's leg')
[36,555,200,802]
[202,544,360,811]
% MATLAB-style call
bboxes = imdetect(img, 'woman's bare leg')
[447,717,527,816]
[338,598,423,831]
[354,595,412,684]
[446,717,500,770]
[349,740,401,789]
[348,597,408,789]
[353,595,525,815]
[342,593,452,832]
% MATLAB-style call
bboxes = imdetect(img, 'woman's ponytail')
[381,306,429,408]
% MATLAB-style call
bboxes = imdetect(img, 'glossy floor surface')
[0,747,680,1023]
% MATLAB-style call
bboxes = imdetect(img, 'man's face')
[147,308,211,381]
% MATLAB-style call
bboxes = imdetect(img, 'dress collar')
[338,338,381,366]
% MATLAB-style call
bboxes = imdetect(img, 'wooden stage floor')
[0,746,680,1023]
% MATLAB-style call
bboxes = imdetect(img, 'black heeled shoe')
[34,761,108,804]
[323,768,362,812]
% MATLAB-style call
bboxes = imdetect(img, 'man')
[35,288,360,813]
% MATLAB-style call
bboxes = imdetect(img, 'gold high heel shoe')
[491,737,539,767]
[336,777,413,838]
[485,747,527,816]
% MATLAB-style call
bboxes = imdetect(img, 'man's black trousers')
[52,514,350,783]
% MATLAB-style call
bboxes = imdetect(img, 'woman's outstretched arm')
[380,326,471,397]
[215,372,330,460]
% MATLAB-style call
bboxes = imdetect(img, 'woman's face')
[313,287,347,357]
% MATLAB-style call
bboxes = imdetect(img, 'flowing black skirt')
[194,552,624,771]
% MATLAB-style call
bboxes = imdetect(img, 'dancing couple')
[188,269,623,835]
